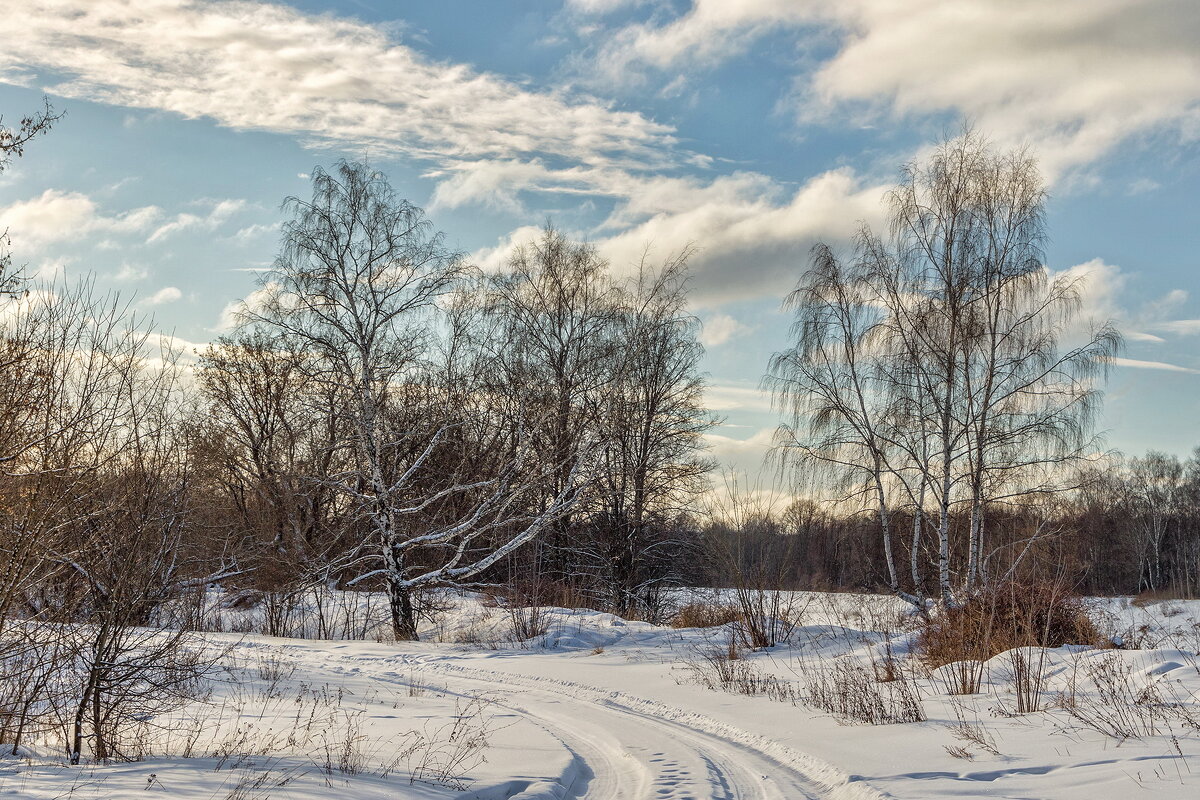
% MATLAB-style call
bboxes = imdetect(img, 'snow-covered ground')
[4,591,1199,799]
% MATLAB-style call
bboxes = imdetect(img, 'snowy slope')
[3,591,1199,799]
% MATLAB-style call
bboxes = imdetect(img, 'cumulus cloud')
[30,256,73,281]
[142,286,182,306]
[806,0,1200,176]
[463,164,887,303]
[0,189,159,249]
[699,312,749,347]
[113,262,149,282]
[583,0,817,85]
[1051,258,1196,347]
[594,168,888,305]
[214,283,278,333]
[468,225,550,273]
[701,427,784,498]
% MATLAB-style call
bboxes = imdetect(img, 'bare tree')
[195,331,346,588]
[766,240,926,607]
[0,97,59,173]
[769,130,1118,607]
[1121,452,1188,592]
[590,252,716,618]
[483,226,622,586]
[247,163,582,639]
[0,98,61,292]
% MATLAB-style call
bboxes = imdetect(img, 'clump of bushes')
[919,581,1099,671]
[670,602,741,629]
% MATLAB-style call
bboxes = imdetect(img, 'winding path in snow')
[282,643,883,800]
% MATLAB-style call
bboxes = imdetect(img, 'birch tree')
[249,162,582,639]
[768,131,1118,606]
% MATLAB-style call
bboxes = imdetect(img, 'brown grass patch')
[919,581,1100,671]
[670,602,741,629]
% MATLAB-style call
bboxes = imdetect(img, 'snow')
[5,591,1200,799]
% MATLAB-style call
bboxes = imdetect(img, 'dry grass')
[802,654,925,725]
[1058,652,1200,740]
[680,643,798,704]
[670,602,741,629]
[1131,587,1196,607]
[918,581,1099,675]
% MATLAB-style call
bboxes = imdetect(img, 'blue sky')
[1,0,1198,477]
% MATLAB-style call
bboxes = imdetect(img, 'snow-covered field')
[4,591,1199,799]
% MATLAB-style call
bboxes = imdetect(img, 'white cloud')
[30,256,73,281]
[1155,319,1200,336]
[1055,259,1126,326]
[805,1,1200,177]
[701,427,782,495]
[582,0,1200,177]
[1050,258,1199,348]
[1,0,676,175]
[143,286,182,305]
[148,199,246,244]
[461,165,889,305]
[151,332,204,358]
[214,284,277,333]
[582,0,815,87]
[468,225,549,273]
[429,161,565,214]
[231,221,280,243]
[1106,356,1200,375]
[699,312,749,347]
[704,384,773,414]
[0,189,160,249]
[1125,331,1167,344]
[1128,178,1162,195]
[113,262,148,282]
[566,0,649,14]
[594,168,888,305]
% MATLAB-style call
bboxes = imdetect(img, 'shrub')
[918,581,1099,673]
[1058,651,1200,739]
[681,644,797,703]
[803,655,925,724]
[671,602,741,629]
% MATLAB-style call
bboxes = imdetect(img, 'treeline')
[700,449,1200,599]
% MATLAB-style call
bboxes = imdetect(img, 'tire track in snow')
[293,644,892,800]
